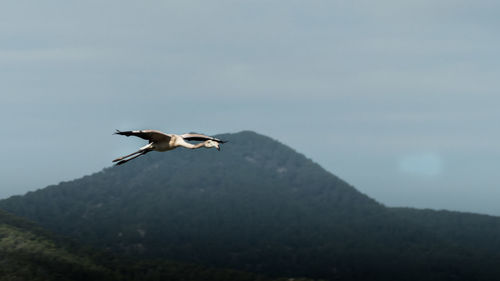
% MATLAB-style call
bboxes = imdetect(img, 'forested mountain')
[392,207,500,256]
[0,209,116,281]
[2,131,500,280]
[0,209,303,281]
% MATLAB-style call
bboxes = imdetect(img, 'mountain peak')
[8,131,500,280]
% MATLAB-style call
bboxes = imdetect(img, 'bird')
[112,129,226,166]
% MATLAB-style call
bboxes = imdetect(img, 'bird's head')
[204,140,221,151]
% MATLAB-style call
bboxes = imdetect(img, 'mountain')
[2,131,500,280]
[392,207,500,256]
[0,209,304,281]
[0,209,117,281]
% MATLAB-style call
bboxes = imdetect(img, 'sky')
[1,0,499,215]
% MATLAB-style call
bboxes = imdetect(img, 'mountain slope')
[392,207,500,255]
[2,131,500,280]
[0,209,116,281]
[0,209,305,281]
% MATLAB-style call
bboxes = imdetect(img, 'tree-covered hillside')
[2,131,500,280]
[392,207,500,256]
[0,209,117,281]
[0,209,299,281]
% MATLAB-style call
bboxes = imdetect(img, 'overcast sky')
[1,0,499,215]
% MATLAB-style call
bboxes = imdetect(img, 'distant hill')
[392,207,500,256]
[0,209,298,281]
[0,209,117,281]
[2,131,500,280]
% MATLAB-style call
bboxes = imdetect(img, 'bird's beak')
[217,146,220,151]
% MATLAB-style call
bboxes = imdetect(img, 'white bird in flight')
[112,130,226,165]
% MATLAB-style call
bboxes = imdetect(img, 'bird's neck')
[180,141,207,149]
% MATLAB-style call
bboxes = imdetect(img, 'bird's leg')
[112,143,153,163]
[112,149,143,162]
[115,150,151,166]
[115,149,152,166]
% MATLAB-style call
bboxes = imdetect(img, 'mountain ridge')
[2,130,500,280]
[0,208,310,281]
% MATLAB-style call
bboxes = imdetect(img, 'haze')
[1,1,499,215]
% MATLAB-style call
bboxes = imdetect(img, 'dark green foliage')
[0,209,303,281]
[392,207,500,257]
[0,209,115,281]
[2,131,500,280]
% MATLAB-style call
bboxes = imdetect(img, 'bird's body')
[112,130,225,165]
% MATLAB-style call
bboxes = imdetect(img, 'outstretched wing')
[180,133,226,143]
[114,130,171,143]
